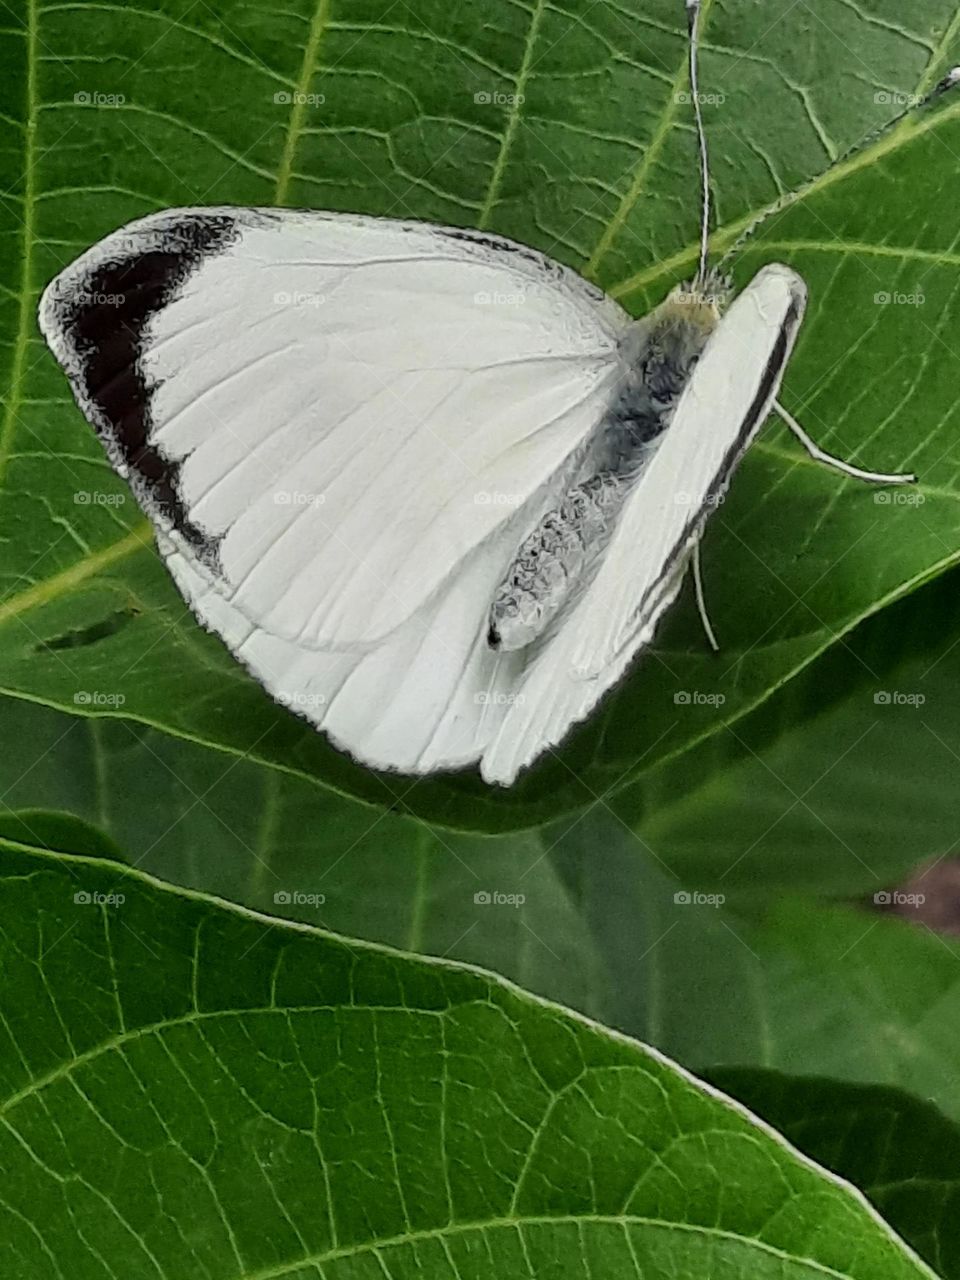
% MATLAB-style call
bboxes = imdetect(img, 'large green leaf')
[706,1071,960,1280]
[6,526,960,1108]
[2,0,960,829]
[612,559,960,904]
[7,695,960,1123]
[553,835,960,1122]
[0,697,617,1018]
[5,556,960,934]
[0,837,940,1279]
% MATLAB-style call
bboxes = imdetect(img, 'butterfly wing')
[160,509,533,773]
[39,207,630,652]
[481,263,807,786]
[40,206,633,775]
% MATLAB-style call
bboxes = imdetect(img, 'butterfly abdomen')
[488,472,627,651]
[488,290,719,653]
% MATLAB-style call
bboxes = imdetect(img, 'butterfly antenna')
[718,64,960,271]
[687,0,711,289]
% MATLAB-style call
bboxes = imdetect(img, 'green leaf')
[8,695,960,1130]
[9,543,960,933]
[706,1071,960,1280]
[0,696,617,1021]
[0,807,122,859]
[551,829,960,1121]
[613,562,960,904]
[0,838,939,1279]
[3,1,960,828]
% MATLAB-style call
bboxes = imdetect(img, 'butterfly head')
[632,270,731,373]
[665,271,732,324]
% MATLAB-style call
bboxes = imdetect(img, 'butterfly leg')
[774,399,915,485]
[692,540,720,653]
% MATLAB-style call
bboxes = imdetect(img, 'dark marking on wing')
[435,226,527,257]
[712,295,803,496]
[432,225,609,304]
[634,291,805,625]
[47,213,240,565]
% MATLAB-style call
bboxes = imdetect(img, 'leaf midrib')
[583,0,716,279]
[0,0,37,495]
[0,522,151,625]
[274,0,334,205]
[241,1214,866,1280]
[610,90,960,301]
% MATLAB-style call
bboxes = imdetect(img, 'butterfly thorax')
[488,282,724,652]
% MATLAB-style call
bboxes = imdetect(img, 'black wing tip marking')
[41,211,243,565]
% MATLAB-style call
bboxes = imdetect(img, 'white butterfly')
[38,3,950,786]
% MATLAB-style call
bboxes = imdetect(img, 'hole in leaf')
[36,605,140,652]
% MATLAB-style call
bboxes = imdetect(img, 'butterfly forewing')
[39,208,630,653]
